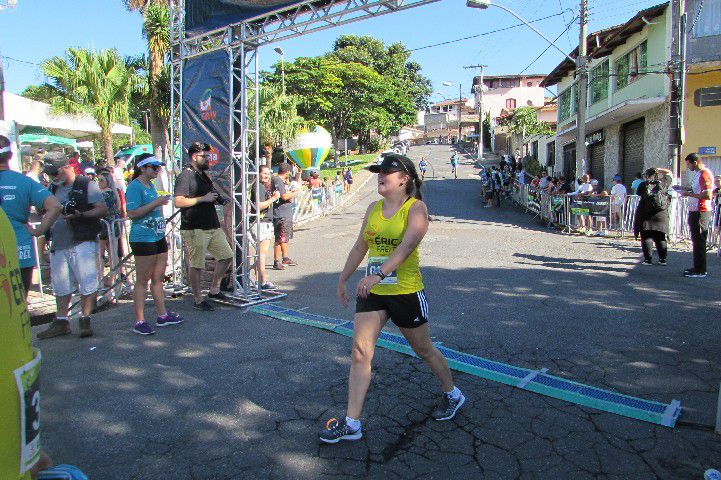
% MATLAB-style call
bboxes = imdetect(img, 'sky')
[0,0,667,102]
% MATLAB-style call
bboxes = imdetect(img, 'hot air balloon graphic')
[284,126,332,171]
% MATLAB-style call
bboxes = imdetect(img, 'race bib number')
[14,349,41,474]
[366,256,397,285]
[154,218,166,236]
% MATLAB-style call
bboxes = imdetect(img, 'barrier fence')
[509,184,721,251]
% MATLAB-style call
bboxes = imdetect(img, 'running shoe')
[319,418,362,444]
[684,270,707,278]
[432,390,466,421]
[157,312,184,327]
[207,291,228,302]
[132,321,156,335]
[273,260,285,270]
[193,300,215,311]
[658,259,667,266]
[640,260,653,266]
[282,257,298,266]
[683,268,695,276]
[261,281,278,290]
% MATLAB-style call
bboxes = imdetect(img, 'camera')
[213,189,228,206]
[61,199,79,216]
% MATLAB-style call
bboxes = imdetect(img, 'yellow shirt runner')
[363,198,424,295]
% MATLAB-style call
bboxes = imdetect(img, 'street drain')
[251,303,681,428]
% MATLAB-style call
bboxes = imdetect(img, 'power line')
[518,15,578,75]
[3,55,40,66]
[410,10,569,52]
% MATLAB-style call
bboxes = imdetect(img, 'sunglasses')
[144,164,162,171]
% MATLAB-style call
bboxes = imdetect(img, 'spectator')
[491,166,503,207]
[631,171,643,194]
[569,174,594,233]
[25,160,45,185]
[634,168,672,266]
[680,153,714,278]
[173,142,234,310]
[67,151,83,175]
[37,152,108,339]
[272,162,301,270]
[343,167,353,194]
[251,164,281,289]
[531,175,541,189]
[80,154,95,174]
[0,135,62,297]
[112,159,128,195]
[610,174,627,229]
[308,170,322,189]
[538,175,550,190]
[127,154,182,335]
[96,171,121,293]
[518,167,526,185]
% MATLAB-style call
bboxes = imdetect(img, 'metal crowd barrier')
[293,184,347,225]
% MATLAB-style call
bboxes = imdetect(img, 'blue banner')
[182,49,232,197]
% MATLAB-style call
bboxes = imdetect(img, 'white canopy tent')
[3,91,132,139]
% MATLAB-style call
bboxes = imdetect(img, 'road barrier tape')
[251,303,682,428]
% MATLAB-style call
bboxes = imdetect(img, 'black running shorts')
[356,290,429,329]
[130,238,169,257]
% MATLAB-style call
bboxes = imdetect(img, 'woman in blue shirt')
[126,154,182,335]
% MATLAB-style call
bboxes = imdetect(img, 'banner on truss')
[182,49,232,197]
[185,0,324,35]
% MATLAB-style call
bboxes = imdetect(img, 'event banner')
[570,196,611,217]
[185,0,324,35]
[182,49,232,197]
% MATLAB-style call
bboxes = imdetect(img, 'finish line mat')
[250,303,682,428]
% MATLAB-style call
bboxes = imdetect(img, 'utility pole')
[464,64,487,162]
[669,0,686,176]
[575,0,588,178]
[457,83,463,144]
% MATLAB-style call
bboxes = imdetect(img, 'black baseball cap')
[366,154,408,174]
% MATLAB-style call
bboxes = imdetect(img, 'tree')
[39,48,143,165]
[501,106,553,137]
[125,0,171,162]
[258,83,308,147]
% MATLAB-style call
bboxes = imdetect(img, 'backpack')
[643,180,669,214]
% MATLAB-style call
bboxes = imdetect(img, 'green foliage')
[523,155,545,177]
[20,84,56,103]
[502,106,553,137]
[263,35,428,151]
[365,137,386,153]
[258,83,308,146]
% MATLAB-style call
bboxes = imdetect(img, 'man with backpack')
[680,153,715,278]
[633,168,672,266]
[37,152,108,340]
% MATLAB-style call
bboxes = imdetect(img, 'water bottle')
[705,469,721,480]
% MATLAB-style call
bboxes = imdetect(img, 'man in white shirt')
[112,159,127,194]
[610,175,627,229]
[568,174,594,232]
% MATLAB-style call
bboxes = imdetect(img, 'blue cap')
[613,175,622,182]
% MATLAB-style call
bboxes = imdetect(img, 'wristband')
[377,270,387,281]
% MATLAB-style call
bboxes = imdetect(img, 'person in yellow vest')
[320,153,464,443]
[0,208,51,478]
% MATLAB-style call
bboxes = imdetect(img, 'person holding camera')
[38,152,109,339]
[0,135,62,297]
[173,142,233,311]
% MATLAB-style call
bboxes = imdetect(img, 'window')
[527,82,533,87]
[589,61,609,104]
[693,0,721,37]
[615,41,648,90]
[500,78,520,88]
[558,84,578,122]
[694,86,721,107]
[547,141,556,167]
[506,98,517,109]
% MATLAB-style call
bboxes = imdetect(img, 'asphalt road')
[35,145,721,479]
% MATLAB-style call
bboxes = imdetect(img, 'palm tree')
[40,48,143,165]
[258,83,308,148]
[125,0,170,162]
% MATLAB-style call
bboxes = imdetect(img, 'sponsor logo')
[199,88,217,121]
[374,236,401,247]
[207,146,221,168]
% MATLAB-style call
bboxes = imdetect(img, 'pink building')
[473,74,547,122]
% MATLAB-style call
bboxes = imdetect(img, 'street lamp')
[273,46,285,94]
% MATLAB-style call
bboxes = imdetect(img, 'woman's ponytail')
[412,177,423,200]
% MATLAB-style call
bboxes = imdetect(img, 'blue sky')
[0,0,665,101]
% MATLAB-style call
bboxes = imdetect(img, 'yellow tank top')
[0,209,37,479]
[363,198,424,295]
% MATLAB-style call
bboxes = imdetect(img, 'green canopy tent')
[19,127,77,149]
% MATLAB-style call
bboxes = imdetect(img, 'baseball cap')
[366,154,408,174]
[136,156,165,168]
[613,175,622,182]
[42,152,70,175]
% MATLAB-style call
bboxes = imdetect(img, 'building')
[681,0,721,177]
[423,98,476,142]
[541,5,670,190]
[504,101,558,172]
[471,74,546,153]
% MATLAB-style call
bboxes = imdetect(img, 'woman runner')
[126,154,183,335]
[320,153,464,444]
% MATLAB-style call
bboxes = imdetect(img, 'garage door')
[589,142,605,190]
[563,142,576,180]
[622,119,645,187]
